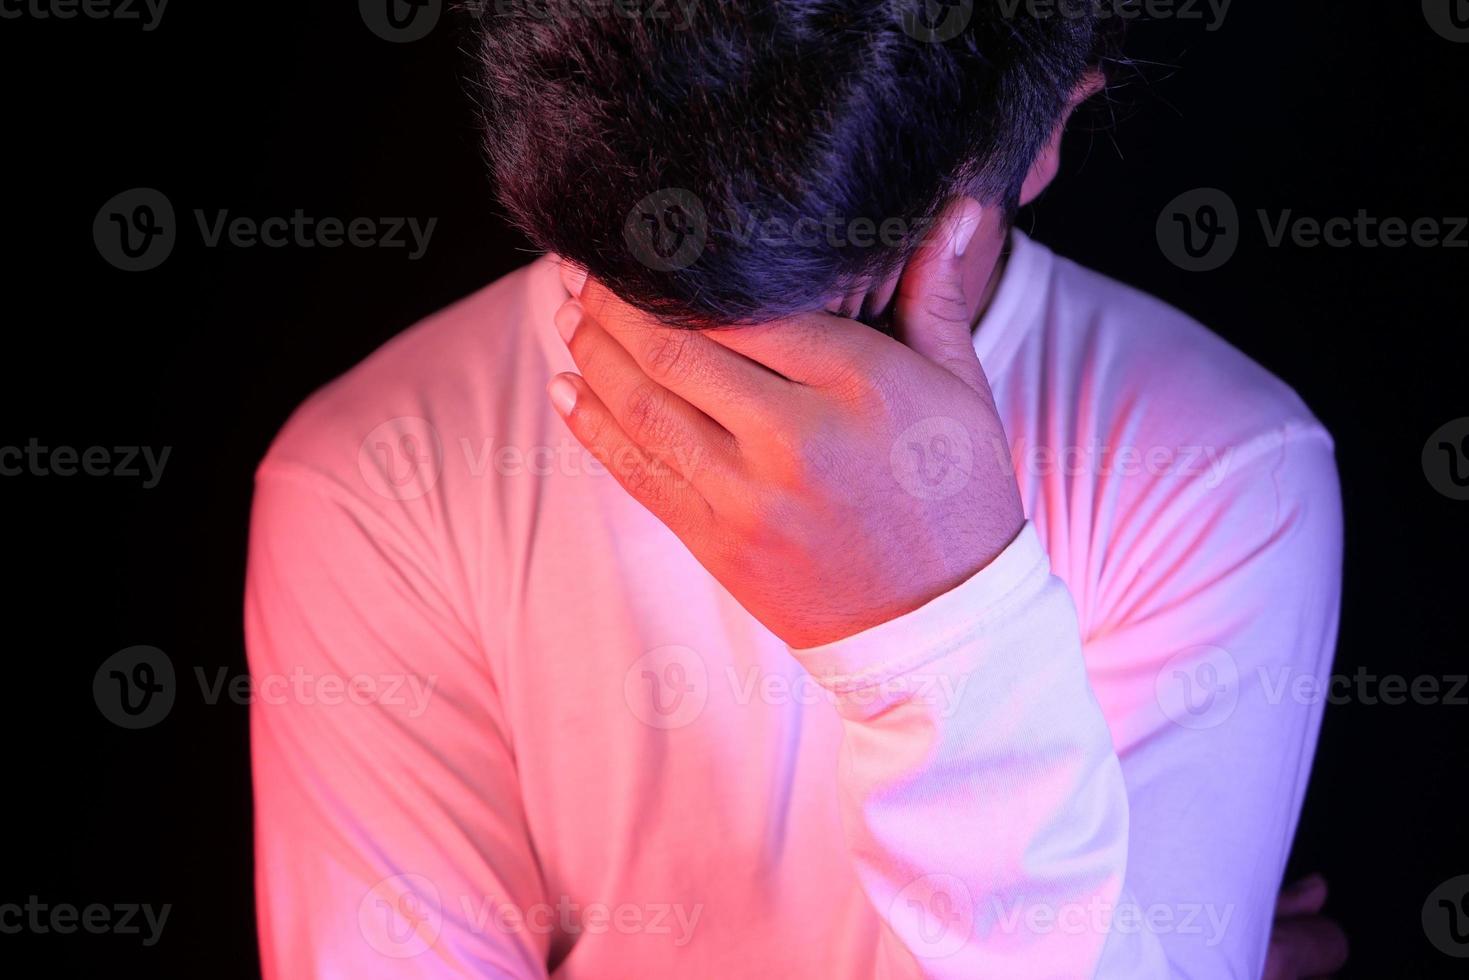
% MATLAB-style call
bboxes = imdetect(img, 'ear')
[1018,69,1106,208]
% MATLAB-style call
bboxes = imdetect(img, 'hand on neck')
[822,199,1011,337]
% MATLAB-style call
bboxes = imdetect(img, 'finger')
[557,255,588,298]
[701,309,890,389]
[569,261,890,392]
[575,280,797,439]
[558,301,738,491]
[1275,874,1328,918]
[832,284,866,320]
[893,196,991,395]
[1264,915,1349,979]
[860,269,902,331]
[546,371,711,531]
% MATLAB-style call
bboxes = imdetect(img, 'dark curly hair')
[476,1,1121,325]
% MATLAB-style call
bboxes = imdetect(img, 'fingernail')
[547,375,577,417]
[555,301,582,345]
[952,202,983,259]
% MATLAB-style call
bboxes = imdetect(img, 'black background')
[2,1,1466,976]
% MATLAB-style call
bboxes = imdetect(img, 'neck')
[970,238,1011,333]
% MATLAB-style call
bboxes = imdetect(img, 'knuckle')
[623,382,660,435]
[623,382,678,453]
[642,329,695,385]
[619,454,668,508]
[923,284,969,325]
[621,457,653,495]
[834,359,903,415]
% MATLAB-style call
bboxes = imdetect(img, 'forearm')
[789,522,1160,977]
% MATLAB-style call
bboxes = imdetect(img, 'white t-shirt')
[245,230,1342,977]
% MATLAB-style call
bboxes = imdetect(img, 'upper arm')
[1085,429,1344,976]
[245,464,549,978]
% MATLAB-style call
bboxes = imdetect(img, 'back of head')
[477,1,1117,326]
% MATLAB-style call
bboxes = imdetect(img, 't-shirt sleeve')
[245,462,550,978]
[1086,426,1344,976]
[783,426,1342,978]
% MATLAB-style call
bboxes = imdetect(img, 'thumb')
[894,196,987,392]
[555,254,588,297]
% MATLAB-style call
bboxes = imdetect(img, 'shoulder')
[256,254,565,493]
[1035,244,1333,465]
[1001,238,1342,630]
[244,255,568,639]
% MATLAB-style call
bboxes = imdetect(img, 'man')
[246,3,1346,976]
